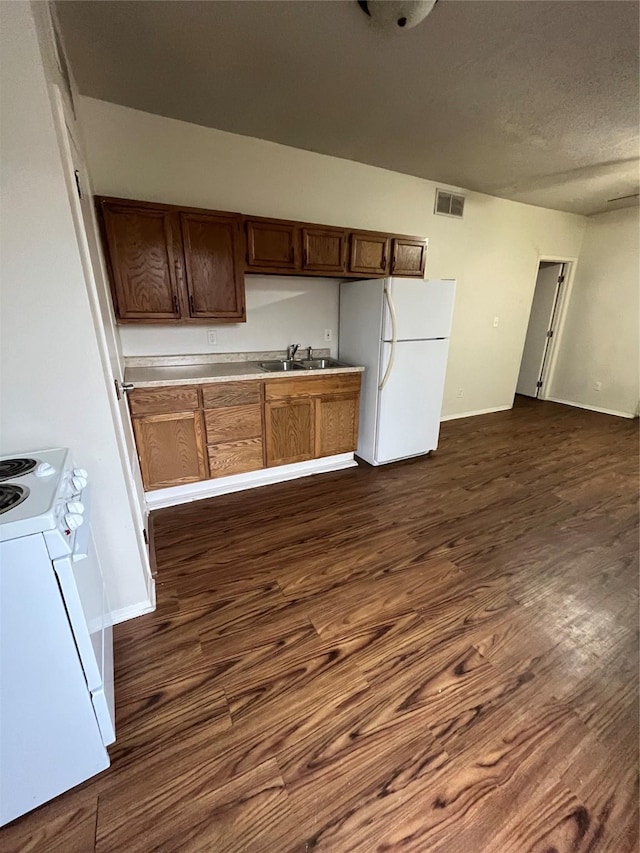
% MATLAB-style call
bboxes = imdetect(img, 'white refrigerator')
[339,277,456,466]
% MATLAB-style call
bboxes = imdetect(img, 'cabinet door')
[133,411,207,490]
[302,227,347,273]
[264,399,314,467]
[349,233,390,276]
[315,394,360,457]
[246,220,299,270]
[100,202,181,321]
[180,213,246,320]
[391,238,427,277]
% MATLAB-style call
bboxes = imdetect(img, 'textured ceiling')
[56,0,639,215]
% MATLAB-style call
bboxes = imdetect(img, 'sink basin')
[298,358,349,370]
[259,360,306,372]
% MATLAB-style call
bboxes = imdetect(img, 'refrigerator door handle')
[379,287,398,391]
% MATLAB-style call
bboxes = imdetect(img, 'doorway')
[517,261,568,398]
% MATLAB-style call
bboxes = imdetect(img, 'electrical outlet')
[493,316,500,328]
[207,330,217,346]
[594,381,602,392]
[324,329,332,342]
[457,388,464,398]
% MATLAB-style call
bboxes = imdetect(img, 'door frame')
[525,254,578,400]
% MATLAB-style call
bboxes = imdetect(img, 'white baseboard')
[145,453,357,510]
[441,405,512,422]
[544,397,635,419]
[109,599,155,626]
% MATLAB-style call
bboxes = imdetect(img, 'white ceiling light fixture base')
[357,0,438,32]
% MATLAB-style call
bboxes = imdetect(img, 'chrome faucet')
[286,343,299,361]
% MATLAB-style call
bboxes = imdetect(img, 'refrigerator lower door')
[375,339,449,464]
[383,278,456,341]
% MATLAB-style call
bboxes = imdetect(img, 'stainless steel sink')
[259,360,306,372]
[298,358,349,370]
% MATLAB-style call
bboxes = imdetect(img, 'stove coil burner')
[0,484,30,514]
[0,458,38,482]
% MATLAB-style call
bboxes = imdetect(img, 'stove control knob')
[66,501,85,515]
[35,462,56,477]
[64,513,84,530]
[72,475,88,491]
[73,468,88,480]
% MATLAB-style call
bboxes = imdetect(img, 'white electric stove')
[0,449,114,826]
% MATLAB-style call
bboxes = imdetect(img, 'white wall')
[548,207,639,417]
[0,3,149,615]
[78,96,587,418]
[120,276,339,357]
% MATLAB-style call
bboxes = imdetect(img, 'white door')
[517,264,563,397]
[375,339,449,463]
[383,278,456,341]
[52,87,151,580]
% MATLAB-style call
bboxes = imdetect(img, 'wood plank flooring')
[3,396,638,852]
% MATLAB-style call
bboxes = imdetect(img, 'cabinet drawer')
[202,381,263,408]
[207,438,264,478]
[204,404,262,443]
[265,373,361,401]
[129,385,200,415]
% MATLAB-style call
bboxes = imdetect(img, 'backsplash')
[124,349,331,367]
[117,276,340,357]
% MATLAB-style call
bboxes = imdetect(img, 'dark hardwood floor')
[3,396,638,852]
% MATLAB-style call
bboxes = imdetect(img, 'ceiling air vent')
[435,189,465,219]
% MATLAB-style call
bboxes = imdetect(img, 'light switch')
[493,316,499,327]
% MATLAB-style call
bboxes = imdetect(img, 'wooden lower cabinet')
[265,398,315,467]
[202,381,265,477]
[315,393,360,457]
[133,410,207,490]
[130,374,361,489]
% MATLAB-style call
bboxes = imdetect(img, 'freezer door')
[383,278,456,341]
[375,339,449,463]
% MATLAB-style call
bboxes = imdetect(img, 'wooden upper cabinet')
[97,198,428,322]
[391,238,427,277]
[302,227,347,273]
[245,219,299,270]
[349,233,390,276]
[179,213,245,320]
[100,202,180,321]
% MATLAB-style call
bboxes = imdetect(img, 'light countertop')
[124,354,364,388]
